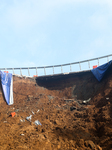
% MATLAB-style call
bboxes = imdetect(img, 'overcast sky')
[0,0,112,75]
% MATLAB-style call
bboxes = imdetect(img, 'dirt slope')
[0,69,111,150]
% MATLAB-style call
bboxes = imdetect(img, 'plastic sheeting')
[0,71,13,105]
[91,60,112,82]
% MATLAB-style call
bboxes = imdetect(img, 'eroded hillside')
[0,67,112,150]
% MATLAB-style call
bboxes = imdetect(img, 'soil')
[0,70,112,150]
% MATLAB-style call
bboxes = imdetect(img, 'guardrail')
[0,54,112,76]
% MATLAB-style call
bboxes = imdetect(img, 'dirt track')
[0,72,112,150]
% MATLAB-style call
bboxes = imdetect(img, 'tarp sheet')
[91,60,112,81]
[0,71,13,105]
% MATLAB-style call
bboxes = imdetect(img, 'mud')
[0,69,112,150]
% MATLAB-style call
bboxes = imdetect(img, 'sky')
[0,0,112,76]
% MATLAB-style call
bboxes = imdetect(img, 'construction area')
[0,63,112,150]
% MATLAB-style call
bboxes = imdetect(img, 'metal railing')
[1,54,112,77]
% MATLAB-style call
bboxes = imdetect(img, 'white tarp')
[0,71,13,105]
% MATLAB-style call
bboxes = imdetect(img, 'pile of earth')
[0,74,111,150]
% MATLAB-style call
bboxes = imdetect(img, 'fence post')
[70,64,72,72]
[88,61,90,68]
[61,65,63,73]
[36,67,38,76]
[13,68,15,75]
[98,58,99,66]
[44,67,46,75]
[107,56,109,63]
[53,66,54,75]
[20,68,22,76]
[28,68,30,76]
[79,62,81,70]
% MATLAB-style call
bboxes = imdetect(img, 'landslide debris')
[0,75,111,150]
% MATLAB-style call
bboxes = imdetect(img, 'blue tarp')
[0,71,13,105]
[91,60,112,81]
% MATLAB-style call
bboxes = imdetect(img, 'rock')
[84,140,95,149]
[4,121,7,123]
[48,95,54,101]
[27,95,33,101]
[70,140,73,145]
[78,139,84,147]
[57,144,61,149]
[15,109,19,112]
[70,106,77,111]
[82,98,91,104]
[54,120,61,125]
[20,119,23,122]
[38,134,45,140]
